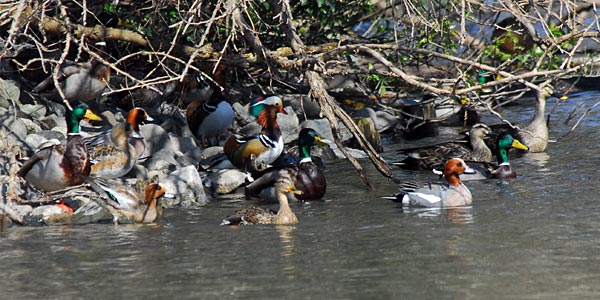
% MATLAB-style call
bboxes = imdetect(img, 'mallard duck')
[85,115,139,179]
[85,178,175,223]
[17,102,102,192]
[224,96,287,172]
[246,128,330,201]
[384,158,475,207]
[221,176,301,225]
[186,74,234,147]
[441,132,529,180]
[491,86,567,152]
[394,123,493,170]
[33,43,111,103]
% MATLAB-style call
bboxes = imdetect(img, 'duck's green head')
[298,128,330,159]
[66,101,102,134]
[496,132,528,164]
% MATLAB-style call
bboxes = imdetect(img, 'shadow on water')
[3,91,600,298]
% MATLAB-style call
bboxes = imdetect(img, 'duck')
[84,178,175,223]
[186,74,234,147]
[384,158,475,207]
[246,128,330,201]
[439,132,529,180]
[17,101,102,192]
[33,42,111,103]
[491,86,567,152]
[85,109,146,179]
[223,96,287,173]
[394,123,493,170]
[221,176,301,225]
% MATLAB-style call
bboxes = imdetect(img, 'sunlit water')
[3,91,600,299]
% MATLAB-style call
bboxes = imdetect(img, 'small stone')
[31,204,72,225]
[164,166,208,207]
[169,133,197,154]
[207,169,248,194]
[21,118,43,134]
[20,104,47,119]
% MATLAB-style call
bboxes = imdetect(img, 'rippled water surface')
[3,91,600,299]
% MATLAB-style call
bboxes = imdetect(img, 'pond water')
[3,91,600,299]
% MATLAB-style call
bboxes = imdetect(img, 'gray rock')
[39,114,64,130]
[21,118,43,134]
[25,134,50,150]
[142,149,179,176]
[232,102,253,126]
[127,164,149,179]
[0,107,31,151]
[184,147,205,166]
[31,204,72,225]
[35,130,66,141]
[20,104,47,119]
[300,119,335,142]
[282,94,322,120]
[0,79,20,109]
[164,166,208,207]
[169,133,197,154]
[207,169,247,194]
[140,123,173,157]
[279,106,300,144]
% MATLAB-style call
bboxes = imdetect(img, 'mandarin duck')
[384,158,475,207]
[221,176,301,225]
[223,96,287,173]
[17,102,102,192]
[186,74,234,147]
[85,178,175,223]
[245,128,330,201]
[394,123,493,170]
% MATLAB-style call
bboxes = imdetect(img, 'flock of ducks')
[17,53,568,225]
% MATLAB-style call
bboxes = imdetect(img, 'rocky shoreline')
[0,77,372,226]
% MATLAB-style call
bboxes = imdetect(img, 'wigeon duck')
[246,128,331,201]
[86,178,175,223]
[223,96,286,172]
[385,158,475,207]
[186,74,234,147]
[17,102,102,192]
[221,176,301,225]
[394,123,493,170]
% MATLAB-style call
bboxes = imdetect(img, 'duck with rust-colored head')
[223,96,287,173]
[84,178,175,224]
[85,107,152,178]
[18,101,102,192]
[385,158,475,207]
[221,176,301,226]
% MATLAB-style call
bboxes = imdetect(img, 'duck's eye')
[456,162,463,167]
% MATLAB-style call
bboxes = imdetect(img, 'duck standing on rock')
[246,128,330,201]
[384,158,475,207]
[224,96,286,173]
[84,107,152,179]
[221,176,301,226]
[18,101,102,192]
[394,123,493,170]
[186,74,234,147]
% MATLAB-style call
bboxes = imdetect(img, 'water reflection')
[276,225,296,258]
[401,206,474,224]
[522,151,550,169]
